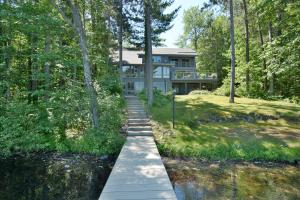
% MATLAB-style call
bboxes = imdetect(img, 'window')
[152,56,162,63]
[134,81,144,91]
[163,67,170,78]
[153,82,165,91]
[182,59,190,67]
[175,71,194,79]
[122,66,130,73]
[153,66,163,78]
[127,81,134,90]
[170,59,178,67]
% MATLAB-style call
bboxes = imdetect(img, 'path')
[99,96,177,200]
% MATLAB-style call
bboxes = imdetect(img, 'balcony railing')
[171,72,217,81]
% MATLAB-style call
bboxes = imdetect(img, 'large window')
[153,66,170,78]
[153,66,163,78]
[152,56,162,63]
[182,59,190,67]
[163,67,170,78]
[134,81,144,91]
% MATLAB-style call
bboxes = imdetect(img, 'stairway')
[126,96,153,136]
[99,95,177,200]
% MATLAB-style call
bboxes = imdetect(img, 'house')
[118,48,218,95]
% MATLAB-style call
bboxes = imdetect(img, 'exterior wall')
[121,54,217,95]
[122,77,172,94]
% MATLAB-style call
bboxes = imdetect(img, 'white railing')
[172,72,217,80]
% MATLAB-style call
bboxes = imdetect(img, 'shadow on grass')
[151,97,300,161]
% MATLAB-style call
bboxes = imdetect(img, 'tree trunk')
[268,22,274,95]
[229,0,236,103]
[143,2,148,96]
[257,20,267,91]
[28,34,38,104]
[212,26,221,86]
[193,29,198,50]
[71,2,99,128]
[145,0,153,106]
[118,0,123,80]
[2,20,12,101]
[44,35,50,102]
[242,0,250,93]
[90,0,97,79]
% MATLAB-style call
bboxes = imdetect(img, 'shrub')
[0,76,125,156]
[189,90,213,95]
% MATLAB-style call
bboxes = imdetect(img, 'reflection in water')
[164,159,300,200]
[174,182,205,200]
[0,153,113,200]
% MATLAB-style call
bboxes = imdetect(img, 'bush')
[0,77,125,156]
[138,89,172,107]
[98,74,123,95]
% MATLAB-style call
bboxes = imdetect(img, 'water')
[164,159,300,200]
[1,154,299,200]
[0,153,113,200]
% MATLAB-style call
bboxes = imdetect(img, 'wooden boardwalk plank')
[99,96,176,200]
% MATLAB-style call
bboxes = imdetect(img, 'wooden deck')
[99,96,177,200]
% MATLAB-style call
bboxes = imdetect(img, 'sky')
[161,0,206,48]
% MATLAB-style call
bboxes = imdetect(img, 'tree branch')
[50,0,76,30]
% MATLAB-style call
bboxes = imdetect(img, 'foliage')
[0,1,125,156]
[138,88,172,107]
[0,79,125,156]
[179,0,300,101]
[124,0,180,47]
[178,6,230,85]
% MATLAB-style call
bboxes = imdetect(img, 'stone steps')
[128,123,151,127]
[128,119,149,123]
[125,96,153,137]
[128,126,152,131]
[127,130,153,136]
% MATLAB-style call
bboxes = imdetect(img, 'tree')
[268,21,274,95]
[125,0,180,48]
[180,6,208,50]
[51,0,99,128]
[145,0,153,106]
[229,0,236,103]
[242,0,250,93]
[123,0,178,106]
[178,7,229,85]
[117,0,123,78]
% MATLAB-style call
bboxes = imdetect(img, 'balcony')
[171,72,217,81]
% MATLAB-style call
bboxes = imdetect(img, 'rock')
[100,155,108,160]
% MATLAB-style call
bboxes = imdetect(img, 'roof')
[121,50,143,65]
[144,48,197,56]
[114,48,197,65]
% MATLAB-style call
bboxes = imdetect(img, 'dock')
[99,96,177,200]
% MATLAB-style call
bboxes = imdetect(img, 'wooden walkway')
[99,96,177,200]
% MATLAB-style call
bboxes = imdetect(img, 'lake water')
[0,153,113,200]
[164,158,300,200]
[1,154,299,200]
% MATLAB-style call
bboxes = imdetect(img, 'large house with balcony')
[118,48,217,95]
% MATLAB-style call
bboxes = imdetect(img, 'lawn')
[146,93,300,162]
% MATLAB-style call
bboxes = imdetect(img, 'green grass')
[145,93,300,162]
